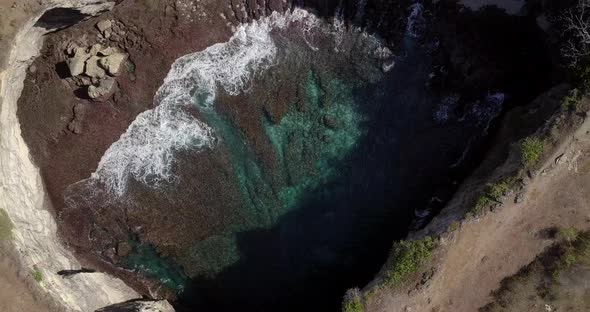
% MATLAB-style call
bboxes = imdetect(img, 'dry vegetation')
[482,229,590,312]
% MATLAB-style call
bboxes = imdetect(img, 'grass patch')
[31,269,43,283]
[483,230,590,312]
[557,227,579,244]
[487,177,518,200]
[383,237,437,287]
[519,136,546,168]
[342,288,364,312]
[472,194,494,215]
[0,209,13,240]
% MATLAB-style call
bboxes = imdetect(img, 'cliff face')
[0,1,145,311]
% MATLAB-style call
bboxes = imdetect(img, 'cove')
[62,6,514,311]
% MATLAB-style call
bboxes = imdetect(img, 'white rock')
[88,77,116,99]
[67,47,90,76]
[98,46,120,56]
[96,19,112,33]
[66,41,80,55]
[99,52,127,76]
[85,55,106,78]
[88,43,104,56]
[0,2,139,311]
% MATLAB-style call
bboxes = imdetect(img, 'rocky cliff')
[0,1,155,311]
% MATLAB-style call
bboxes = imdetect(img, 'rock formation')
[0,0,170,311]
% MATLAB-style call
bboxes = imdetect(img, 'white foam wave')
[406,3,425,39]
[71,9,322,197]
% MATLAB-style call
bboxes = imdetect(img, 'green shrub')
[342,288,364,312]
[553,231,590,278]
[0,209,13,240]
[472,195,494,215]
[520,137,546,167]
[557,227,579,244]
[384,237,437,287]
[487,177,518,200]
[470,177,518,215]
[562,88,583,111]
[32,269,43,283]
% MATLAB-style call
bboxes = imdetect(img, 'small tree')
[561,0,590,66]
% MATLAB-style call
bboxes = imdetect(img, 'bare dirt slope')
[368,105,590,311]
[0,243,46,312]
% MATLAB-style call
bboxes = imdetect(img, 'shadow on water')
[174,21,448,312]
[115,3,557,311]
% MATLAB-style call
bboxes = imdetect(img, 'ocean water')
[62,6,507,311]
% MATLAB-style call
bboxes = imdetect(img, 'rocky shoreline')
[1,0,577,311]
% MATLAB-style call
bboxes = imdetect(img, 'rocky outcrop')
[0,1,173,311]
[65,32,127,100]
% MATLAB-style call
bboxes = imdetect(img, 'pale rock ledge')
[0,1,171,311]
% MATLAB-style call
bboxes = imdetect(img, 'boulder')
[88,43,104,56]
[88,77,117,100]
[67,47,90,76]
[85,55,106,78]
[99,52,127,76]
[66,41,80,56]
[96,19,112,33]
[98,46,119,56]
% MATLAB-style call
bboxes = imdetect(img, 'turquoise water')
[121,69,366,291]
[121,239,188,293]
[265,70,364,210]
[180,69,365,280]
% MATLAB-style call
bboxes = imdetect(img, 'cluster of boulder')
[65,19,128,101]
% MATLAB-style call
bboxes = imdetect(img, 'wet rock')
[99,52,127,76]
[85,55,106,78]
[116,242,132,258]
[67,47,90,76]
[88,77,116,100]
[96,19,112,33]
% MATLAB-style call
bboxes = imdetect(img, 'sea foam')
[71,9,323,197]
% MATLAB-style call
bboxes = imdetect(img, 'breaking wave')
[66,9,352,198]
